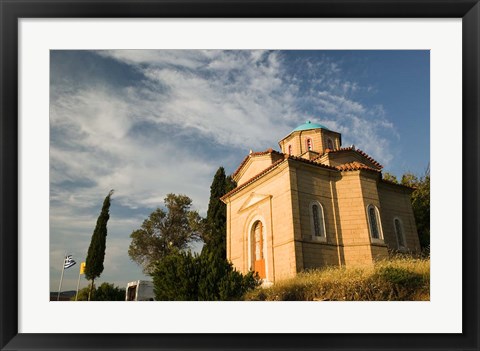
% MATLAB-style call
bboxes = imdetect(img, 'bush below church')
[151,250,260,300]
[244,256,430,301]
[74,282,126,301]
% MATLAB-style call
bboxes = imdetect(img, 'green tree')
[149,169,256,301]
[75,285,93,301]
[128,194,203,274]
[382,172,398,183]
[85,190,113,300]
[197,250,258,301]
[202,167,236,259]
[152,251,200,300]
[94,282,126,301]
[401,173,418,186]
[74,282,125,301]
[402,169,430,251]
[382,169,430,251]
[151,250,259,301]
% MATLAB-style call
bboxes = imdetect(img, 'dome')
[292,120,329,132]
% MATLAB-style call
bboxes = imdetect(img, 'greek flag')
[64,255,76,269]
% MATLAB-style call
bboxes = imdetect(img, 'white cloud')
[97,50,209,70]
[117,50,298,151]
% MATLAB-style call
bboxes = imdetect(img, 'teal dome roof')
[293,120,329,132]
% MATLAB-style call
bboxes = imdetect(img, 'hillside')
[244,256,430,301]
[50,290,77,301]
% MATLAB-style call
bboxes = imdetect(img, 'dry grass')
[244,256,430,301]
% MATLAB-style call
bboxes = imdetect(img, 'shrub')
[244,257,429,301]
[152,251,200,300]
[74,282,126,301]
[375,266,423,287]
[152,250,260,301]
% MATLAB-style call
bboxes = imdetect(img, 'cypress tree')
[202,167,236,259]
[85,190,113,300]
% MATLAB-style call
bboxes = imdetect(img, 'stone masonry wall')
[334,171,375,266]
[378,183,421,253]
[226,163,297,283]
[292,163,341,269]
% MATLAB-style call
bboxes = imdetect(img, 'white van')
[125,280,155,301]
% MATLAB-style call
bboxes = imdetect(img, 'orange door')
[253,221,266,278]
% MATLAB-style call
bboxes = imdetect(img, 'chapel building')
[221,121,421,283]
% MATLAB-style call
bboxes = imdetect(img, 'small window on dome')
[306,138,313,151]
[288,145,292,155]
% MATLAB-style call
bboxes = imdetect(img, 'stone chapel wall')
[378,183,421,253]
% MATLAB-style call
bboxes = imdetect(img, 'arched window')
[288,145,292,155]
[367,204,383,241]
[306,138,313,151]
[310,202,326,241]
[394,217,406,249]
[327,138,334,150]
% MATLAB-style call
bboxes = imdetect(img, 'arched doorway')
[251,220,266,279]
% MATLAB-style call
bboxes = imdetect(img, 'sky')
[49,50,429,292]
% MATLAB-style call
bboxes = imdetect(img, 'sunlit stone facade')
[221,121,421,284]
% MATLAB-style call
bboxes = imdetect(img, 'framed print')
[1,0,479,350]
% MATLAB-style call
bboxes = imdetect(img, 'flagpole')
[75,263,82,301]
[57,253,66,301]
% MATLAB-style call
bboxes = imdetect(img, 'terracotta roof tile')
[322,147,383,169]
[231,148,283,179]
[286,154,338,171]
[222,156,288,201]
[223,153,339,201]
[336,161,381,173]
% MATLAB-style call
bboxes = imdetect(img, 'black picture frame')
[1,1,479,350]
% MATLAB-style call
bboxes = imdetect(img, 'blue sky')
[49,50,429,292]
